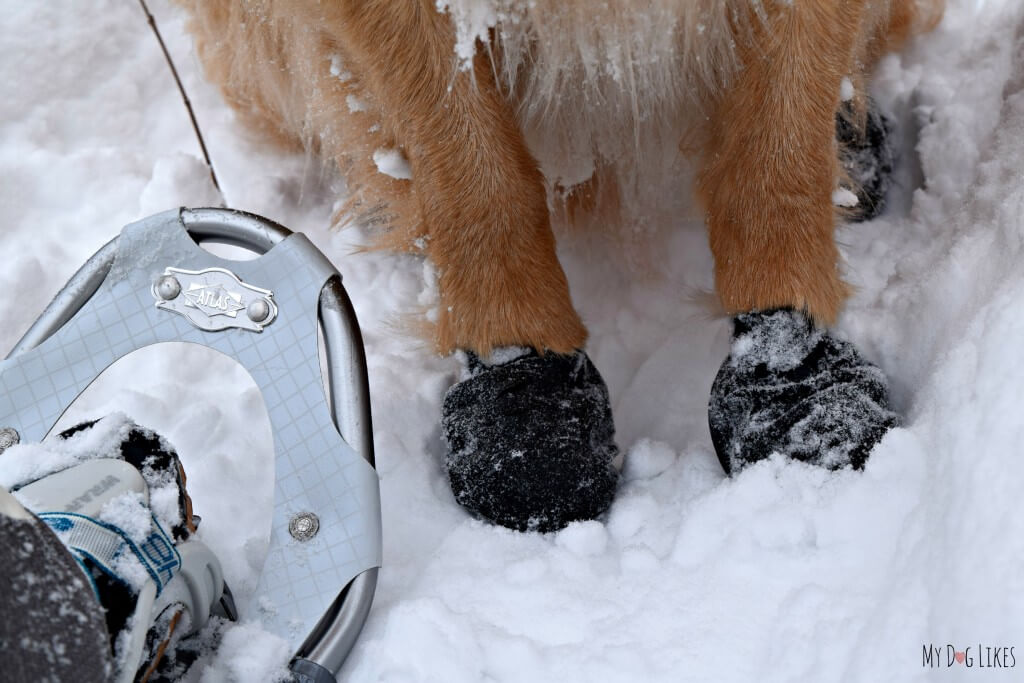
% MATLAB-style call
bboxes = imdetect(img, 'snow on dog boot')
[442,348,620,533]
[835,98,896,221]
[708,309,899,474]
[0,415,230,682]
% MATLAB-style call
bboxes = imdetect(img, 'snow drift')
[2,0,1023,680]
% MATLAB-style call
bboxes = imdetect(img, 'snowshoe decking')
[0,207,382,681]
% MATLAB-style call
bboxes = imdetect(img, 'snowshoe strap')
[38,511,181,597]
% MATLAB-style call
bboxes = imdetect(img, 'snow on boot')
[708,309,899,474]
[442,348,620,533]
[836,99,895,222]
[0,487,114,681]
[0,415,231,682]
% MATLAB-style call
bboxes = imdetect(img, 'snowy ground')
[3,0,1024,681]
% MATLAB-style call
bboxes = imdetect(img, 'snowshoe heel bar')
[1,207,382,677]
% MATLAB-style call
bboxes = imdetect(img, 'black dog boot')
[708,309,899,474]
[442,348,619,532]
[836,99,895,221]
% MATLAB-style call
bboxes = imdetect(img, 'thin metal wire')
[137,0,225,203]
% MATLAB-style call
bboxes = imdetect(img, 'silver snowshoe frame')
[0,207,381,681]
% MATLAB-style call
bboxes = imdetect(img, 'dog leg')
[697,2,867,323]
[327,2,618,531]
[700,2,901,472]
[326,1,586,356]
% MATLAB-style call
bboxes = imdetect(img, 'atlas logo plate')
[153,266,277,333]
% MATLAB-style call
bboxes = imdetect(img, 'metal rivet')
[289,512,320,541]
[156,275,181,300]
[0,427,19,453]
[247,298,271,323]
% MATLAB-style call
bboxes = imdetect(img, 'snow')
[622,438,676,481]
[3,1,1024,682]
[459,346,534,379]
[840,76,855,102]
[832,187,859,207]
[329,55,352,84]
[0,413,136,491]
[481,346,531,367]
[98,490,152,544]
[346,94,368,114]
[372,148,413,181]
[436,1,501,70]
[197,622,291,683]
[729,309,825,372]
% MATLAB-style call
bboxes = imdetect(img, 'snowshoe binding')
[1,416,230,682]
[0,208,381,681]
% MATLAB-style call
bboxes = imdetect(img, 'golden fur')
[177,0,942,354]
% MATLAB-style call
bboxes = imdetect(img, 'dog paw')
[442,348,619,532]
[836,99,895,222]
[708,309,899,474]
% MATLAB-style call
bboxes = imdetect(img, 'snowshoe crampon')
[0,208,382,681]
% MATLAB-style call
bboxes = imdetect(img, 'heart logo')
[955,651,966,664]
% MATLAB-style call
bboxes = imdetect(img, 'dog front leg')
[700,1,901,473]
[332,1,586,356]
[698,1,869,324]
[334,2,617,532]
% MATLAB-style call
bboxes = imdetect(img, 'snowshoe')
[0,208,381,681]
[708,308,899,473]
[442,348,620,533]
